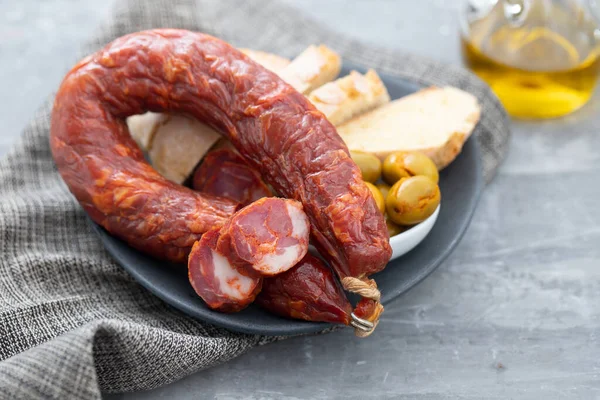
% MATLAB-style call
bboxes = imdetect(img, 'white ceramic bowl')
[389,204,440,261]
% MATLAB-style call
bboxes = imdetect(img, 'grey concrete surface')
[1,1,599,399]
[0,0,114,146]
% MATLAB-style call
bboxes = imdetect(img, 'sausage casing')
[256,253,353,324]
[50,29,390,282]
[192,148,272,206]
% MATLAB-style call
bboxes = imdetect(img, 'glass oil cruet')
[460,0,600,119]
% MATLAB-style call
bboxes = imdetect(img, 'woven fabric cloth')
[0,0,510,398]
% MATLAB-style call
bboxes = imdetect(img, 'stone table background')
[1,1,599,399]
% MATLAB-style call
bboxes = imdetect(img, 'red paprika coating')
[192,148,272,206]
[50,29,390,285]
[256,254,352,325]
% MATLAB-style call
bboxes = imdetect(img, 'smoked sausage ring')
[50,29,391,328]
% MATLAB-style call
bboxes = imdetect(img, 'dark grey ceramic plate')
[92,65,484,336]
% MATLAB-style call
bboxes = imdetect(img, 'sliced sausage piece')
[188,228,262,312]
[192,148,272,206]
[256,253,352,325]
[217,198,310,277]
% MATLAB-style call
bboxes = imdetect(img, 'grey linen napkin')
[0,0,510,398]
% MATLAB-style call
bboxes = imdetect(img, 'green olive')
[351,151,382,183]
[386,176,441,225]
[376,182,391,201]
[386,219,405,237]
[365,182,385,214]
[382,152,439,185]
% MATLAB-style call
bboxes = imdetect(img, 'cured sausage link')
[256,253,353,325]
[50,29,391,330]
[49,29,390,274]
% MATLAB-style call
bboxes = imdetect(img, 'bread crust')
[279,45,341,94]
[239,48,291,74]
[309,69,391,126]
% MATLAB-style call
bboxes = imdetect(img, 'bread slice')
[126,112,169,150]
[241,46,342,94]
[127,112,222,184]
[337,86,481,169]
[308,69,390,126]
[279,45,341,94]
[149,115,221,184]
[239,48,291,74]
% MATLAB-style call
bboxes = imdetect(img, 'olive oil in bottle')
[461,0,600,119]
